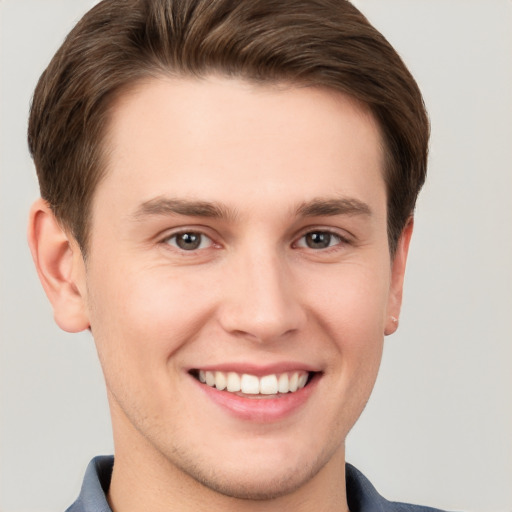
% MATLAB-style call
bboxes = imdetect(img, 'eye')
[296,231,344,250]
[164,231,214,251]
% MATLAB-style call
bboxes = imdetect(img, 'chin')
[169,438,338,501]
[182,459,321,500]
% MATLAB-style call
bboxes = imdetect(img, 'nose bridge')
[219,241,304,341]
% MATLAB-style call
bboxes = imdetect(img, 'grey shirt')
[65,456,451,512]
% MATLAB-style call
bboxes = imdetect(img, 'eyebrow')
[132,197,238,221]
[295,197,372,218]
[131,195,372,222]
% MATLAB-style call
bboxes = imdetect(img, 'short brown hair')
[28,0,429,255]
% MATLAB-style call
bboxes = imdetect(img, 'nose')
[217,247,306,343]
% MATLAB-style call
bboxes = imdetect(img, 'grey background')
[1,1,511,511]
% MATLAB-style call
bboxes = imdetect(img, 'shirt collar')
[65,456,113,512]
[66,456,439,512]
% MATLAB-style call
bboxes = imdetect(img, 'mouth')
[189,369,315,398]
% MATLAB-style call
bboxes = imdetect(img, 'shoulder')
[346,463,458,512]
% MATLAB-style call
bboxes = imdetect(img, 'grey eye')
[166,232,212,251]
[305,232,332,249]
[176,233,201,250]
[297,231,342,250]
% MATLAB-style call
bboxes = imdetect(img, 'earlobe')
[27,198,90,333]
[385,218,414,336]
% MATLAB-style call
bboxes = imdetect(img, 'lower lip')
[193,373,319,422]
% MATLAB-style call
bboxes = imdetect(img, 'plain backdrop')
[1,1,511,511]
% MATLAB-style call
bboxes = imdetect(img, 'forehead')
[95,76,385,220]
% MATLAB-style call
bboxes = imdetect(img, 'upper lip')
[188,362,321,376]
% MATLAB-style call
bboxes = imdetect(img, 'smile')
[189,367,320,421]
[195,370,310,396]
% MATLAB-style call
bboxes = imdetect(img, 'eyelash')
[160,228,351,253]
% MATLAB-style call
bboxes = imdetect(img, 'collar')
[66,455,448,512]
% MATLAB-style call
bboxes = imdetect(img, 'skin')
[29,76,412,512]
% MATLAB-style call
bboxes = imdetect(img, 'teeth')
[297,373,308,389]
[205,371,215,387]
[227,372,241,392]
[241,374,260,394]
[260,374,278,395]
[289,372,299,392]
[278,373,289,393]
[215,371,226,390]
[197,370,309,395]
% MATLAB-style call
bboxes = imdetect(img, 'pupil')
[177,233,201,250]
[306,232,331,249]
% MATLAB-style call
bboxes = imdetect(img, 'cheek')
[85,261,218,378]
[85,262,222,432]
[306,261,391,338]
[303,261,389,392]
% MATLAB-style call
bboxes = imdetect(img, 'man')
[27,0,443,510]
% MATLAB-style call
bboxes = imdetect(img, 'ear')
[384,218,414,336]
[27,198,90,333]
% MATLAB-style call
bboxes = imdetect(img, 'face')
[74,77,408,500]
